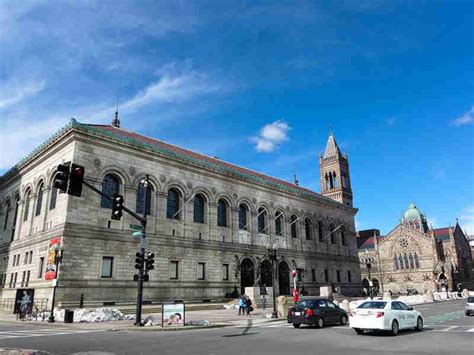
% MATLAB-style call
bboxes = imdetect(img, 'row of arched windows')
[2,172,350,246]
[324,171,337,190]
[393,253,420,270]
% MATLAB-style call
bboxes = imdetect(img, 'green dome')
[403,203,423,221]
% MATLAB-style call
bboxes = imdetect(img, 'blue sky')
[1,1,473,234]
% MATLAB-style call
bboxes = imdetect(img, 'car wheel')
[415,317,423,331]
[354,328,364,335]
[340,315,348,325]
[317,317,325,329]
[390,320,399,336]
[293,324,300,329]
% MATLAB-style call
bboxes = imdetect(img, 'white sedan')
[349,300,424,336]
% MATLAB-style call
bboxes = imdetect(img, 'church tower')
[319,131,353,207]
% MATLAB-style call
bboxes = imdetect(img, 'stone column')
[28,194,37,236]
[155,191,167,235]
[41,187,51,232]
[208,202,217,242]
[231,207,239,244]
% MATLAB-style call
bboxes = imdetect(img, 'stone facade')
[357,204,473,295]
[0,119,361,308]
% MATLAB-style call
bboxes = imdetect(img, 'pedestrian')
[246,296,253,316]
[262,294,266,310]
[238,295,246,316]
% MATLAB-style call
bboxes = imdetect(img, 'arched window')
[217,199,227,227]
[414,253,420,268]
[318,221,324,241]
[11,196,19,239]
[325,174,330,191]
[3,201,10,230]
[341,227,346,245]
[193,194,205,223]
[35,183,44,217]
[275,211,283,236]
[404,253,409,270]
[239,204,248,230]
[49,179,58,210]
[101,174,120,209]
[329,173,334,189]
[394,255,399,270]
[257,208,267,233]
[23,189,31,222]
[305,218,312,240]
[330,224,336,244]
[290,215,298,238]
[399,255,404,269]
[136,184,152,215]
[333,172,337,188]
[409,253,415,269]
[166,188,181,219]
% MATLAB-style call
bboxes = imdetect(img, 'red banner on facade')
[45,237,62,280]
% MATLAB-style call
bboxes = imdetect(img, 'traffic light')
[68,164,84,197]
[53,163,70,193]
[146,253,155,272]
[135,252,144,270]
[111,194,124,220]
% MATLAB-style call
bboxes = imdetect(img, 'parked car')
[349,300,423,336]
[287,298,348,329]
[465,296,474,316]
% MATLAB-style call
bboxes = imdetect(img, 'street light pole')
[268,247,278,318]
[366,260,372,300]
[48,248,63,323]
[135,175,149,326]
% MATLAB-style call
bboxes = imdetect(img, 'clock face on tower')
[398,238,409,248]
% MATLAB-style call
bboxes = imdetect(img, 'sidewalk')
[0,306,281,331]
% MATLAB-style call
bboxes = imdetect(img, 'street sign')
[132,231,144,237]
[140,237,148,249]
[129,224,143,230]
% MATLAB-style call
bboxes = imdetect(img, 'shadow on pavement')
[221,318,260,338]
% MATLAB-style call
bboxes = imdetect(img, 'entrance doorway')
[240,258,255,294]
[278,261,290,295]
[260,260,273,287]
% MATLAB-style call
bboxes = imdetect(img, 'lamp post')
[48,247,64,323]
[267,247,278,319]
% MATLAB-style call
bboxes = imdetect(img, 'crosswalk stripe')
[0,329,102,340]
[440,326,458,331]
[467,328,474,332]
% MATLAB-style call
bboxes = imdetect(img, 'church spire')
[112,96,121,128]
[319,129,353,207]
[323,130,342,158]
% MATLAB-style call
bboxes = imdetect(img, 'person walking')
[246,296,253,316]
[238,295,246,316]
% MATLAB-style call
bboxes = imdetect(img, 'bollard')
[79,293,84,309]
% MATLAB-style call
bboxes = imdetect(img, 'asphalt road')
[1,300,472,355]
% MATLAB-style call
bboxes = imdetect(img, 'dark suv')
[287,298,348,329]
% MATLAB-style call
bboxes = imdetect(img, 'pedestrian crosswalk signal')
[111,194,124,220]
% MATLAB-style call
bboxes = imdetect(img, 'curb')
[116,324,230,332]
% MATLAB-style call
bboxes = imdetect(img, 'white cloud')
[0,67,230,170]
[459,205,474,235]
[121,71,222,112]
[0,80,45,109]
[452,106,474,127]
[252,120,290,153]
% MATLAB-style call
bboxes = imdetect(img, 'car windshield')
[295,300,320,308]
[468,297,474,303]
[357,301,387,309]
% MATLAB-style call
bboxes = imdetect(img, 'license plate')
[295,312,301,316]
